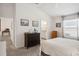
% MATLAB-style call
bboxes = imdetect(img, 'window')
[63,19,78,39]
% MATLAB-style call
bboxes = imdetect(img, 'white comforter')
[41,38,79,56]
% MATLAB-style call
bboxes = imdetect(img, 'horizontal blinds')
[63,13,79,40]
[63,19,77,39]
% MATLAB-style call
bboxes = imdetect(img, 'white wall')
[0,3,15,45]
[0,3,14,32]
[0,3,14,18]
[1,17,12,31]
[0,4,2,17]
[51,16,63,37]
[14,3,52,48]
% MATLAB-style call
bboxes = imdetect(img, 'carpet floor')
[2,35,40,56]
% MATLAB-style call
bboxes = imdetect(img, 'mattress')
[41,38,79,56]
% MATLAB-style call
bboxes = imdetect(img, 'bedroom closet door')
[63,19,77,39]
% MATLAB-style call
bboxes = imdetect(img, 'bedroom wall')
[0,3,14,32]
[0,4,2,17]
[51,16,63,37]
[0,3,15,45]
[0,3,14,18]
[14,3,52,48]
[1,17,12,31]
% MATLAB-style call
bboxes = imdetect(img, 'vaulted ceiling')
[33,3,79,16]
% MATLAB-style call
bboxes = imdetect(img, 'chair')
[2,28,10,36]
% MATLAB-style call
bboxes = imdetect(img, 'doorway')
[1,17,15,51]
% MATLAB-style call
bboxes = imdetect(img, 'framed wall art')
[20,19,29,26]
[32,21,39,27]
[56,23,61,28]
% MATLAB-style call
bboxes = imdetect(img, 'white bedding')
[41,38,79,56]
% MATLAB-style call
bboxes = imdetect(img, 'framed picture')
[32,21,39,27]
[20,19,29,26]
[56,23,61,27]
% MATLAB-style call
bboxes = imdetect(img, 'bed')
[41,38,79,56]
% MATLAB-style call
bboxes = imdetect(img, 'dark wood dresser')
[24,33,40,48]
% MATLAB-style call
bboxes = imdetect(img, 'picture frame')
[32,21,39,27]
[20,19,29,26]
[56,23,61,27]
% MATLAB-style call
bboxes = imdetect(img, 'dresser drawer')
[51,31,57,38]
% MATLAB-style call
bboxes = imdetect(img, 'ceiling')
[33,3,79,16]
